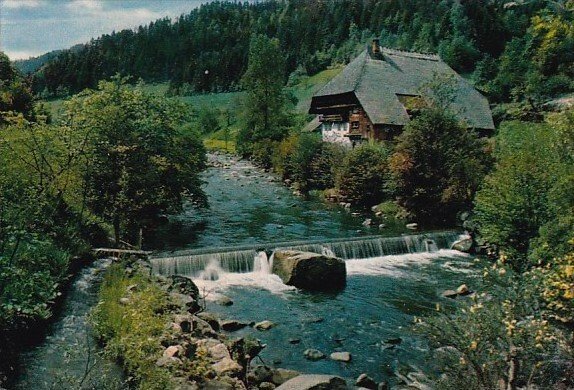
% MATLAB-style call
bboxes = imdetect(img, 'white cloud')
[63,1,160,31]
[2,0,44,9]
[1,0,206,60]
[65,0,103,11]
[4,50,36,60]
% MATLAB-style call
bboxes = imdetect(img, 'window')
[351,121,360,129]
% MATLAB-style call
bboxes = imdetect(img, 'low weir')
[150,231,463,277]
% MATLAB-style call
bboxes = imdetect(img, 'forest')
[20,0,573,105]
[1,0,573,389]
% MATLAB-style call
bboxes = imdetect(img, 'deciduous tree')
[65,76,207,246]
[237,35,293,156]
[390,108,490,226]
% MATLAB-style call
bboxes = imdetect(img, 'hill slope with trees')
[23,0,573,105]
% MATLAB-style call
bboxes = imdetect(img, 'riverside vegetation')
[0,58,208,384]
[2,0,574,388]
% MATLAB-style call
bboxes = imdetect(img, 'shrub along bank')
[0,71,208,385]
[243,108,492,230]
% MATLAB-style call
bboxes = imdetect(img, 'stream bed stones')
[303,348,326,361]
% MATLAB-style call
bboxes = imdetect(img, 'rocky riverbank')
[93,255,395,390]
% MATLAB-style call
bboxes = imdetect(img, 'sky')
[0,0,210,60]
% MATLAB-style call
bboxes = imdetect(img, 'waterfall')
[197,259,224,281]
[150,231,462,277]
[152,249,257,276]
[253,252,273,274]
[424,239,438,252]
[321,246,336,257]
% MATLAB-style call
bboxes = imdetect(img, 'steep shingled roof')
[311,48,495,130]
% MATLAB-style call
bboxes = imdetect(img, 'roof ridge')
[381,47,440,61]
[353,50,369,91]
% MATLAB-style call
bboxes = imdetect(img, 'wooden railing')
[93,248,152,258]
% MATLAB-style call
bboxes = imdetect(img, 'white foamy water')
[194,272,296,297]
[191,249,471,298]
[193,255,296,297]
[253,251,273,274]
[346,249,469,276]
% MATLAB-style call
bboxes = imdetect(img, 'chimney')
[371,39,380,54]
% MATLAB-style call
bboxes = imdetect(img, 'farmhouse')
[309,40,495,145]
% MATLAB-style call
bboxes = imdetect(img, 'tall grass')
[91,264,173,389]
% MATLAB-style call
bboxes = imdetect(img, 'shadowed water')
[15,259,125,389]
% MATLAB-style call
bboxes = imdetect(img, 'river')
[15,153,478,388]
[150,153,480,387]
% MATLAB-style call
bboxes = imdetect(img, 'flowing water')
[151,234,478,386]
[15,153,477,388]
[146,153,480,386]
[15,259,124,389]
[146,154,408,251]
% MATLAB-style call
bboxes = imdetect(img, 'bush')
[194,107,221,135]
[250,141,278,169]
[290,133,344,193]
[390,109,490,226]
[416,258,571,390]
[336,142,390,208]
[271,134,299,179]
[0,241,70,328]
[373,201,403,219]
[474,118,572,267]
[535,247,574,324]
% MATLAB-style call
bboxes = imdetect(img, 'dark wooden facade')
[314,95,399,144]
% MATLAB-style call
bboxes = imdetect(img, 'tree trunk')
[507,346,519,390]
[113,214,121,247]
[136,227,143,250]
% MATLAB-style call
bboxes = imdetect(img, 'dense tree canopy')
[475,112,574,268]
[0,52,34,123]
[236,35,293,157]
[390,109,491,226]
[336,142,391,209]
[64,77,207,246]
[21,0,573,104]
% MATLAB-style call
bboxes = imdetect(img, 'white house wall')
[321,122,352,146]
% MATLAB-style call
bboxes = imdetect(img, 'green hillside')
[290,66,344,112]
[43,66,342,121]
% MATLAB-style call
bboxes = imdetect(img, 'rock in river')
[330,351,352,362]
[355,373,377,389]
[254,320,276,331]
[303,349,326,361]
[169,275,200,300]
[452,236,473,252]
[220,320,248,332]
[276,375,347,390]
[272,250,346,291]
[271,368,300,385]
[216,295,234,306]
[441,290,458,299]
[456,284,471,296]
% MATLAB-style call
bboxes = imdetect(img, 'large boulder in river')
[272,250,346,291]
